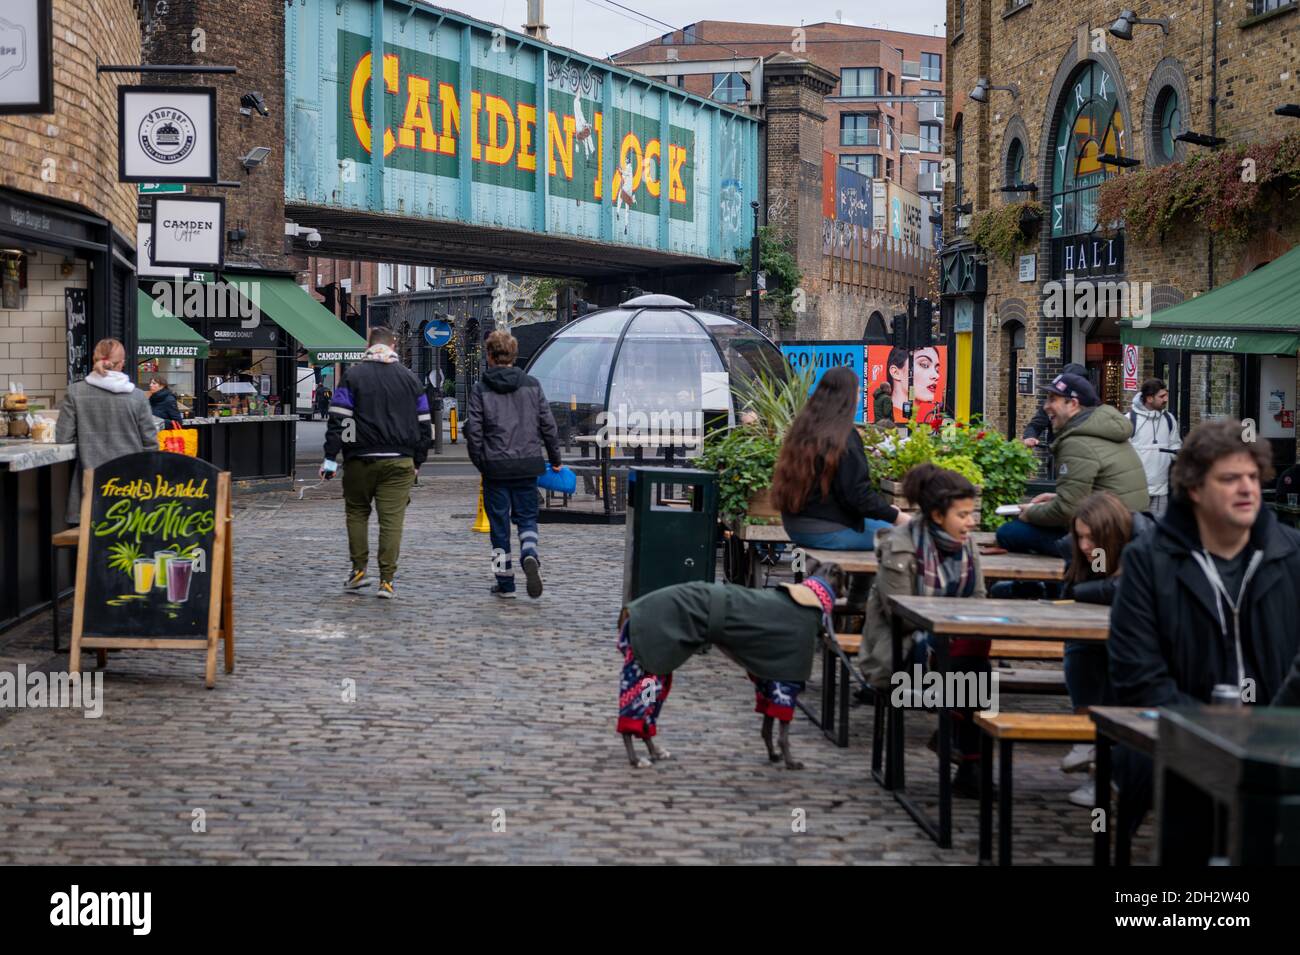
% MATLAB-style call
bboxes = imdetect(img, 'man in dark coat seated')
[616,573,840,770]
[1108,419,1300,863]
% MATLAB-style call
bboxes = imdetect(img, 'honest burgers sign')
[150,196,225,269]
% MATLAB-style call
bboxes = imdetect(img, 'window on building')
[886,158,895,181]
[885,115,895,150]
[1005,137,1025,186]
[1253,0,1296,11]
[887,72,895,93]
[1049,61,1125,238]
[956,0,965,32]
[682,23,697,44]
[1006,0,1031,11]
[378,263,394,293]
[398,265,412,291]
[919,122,942,152]
[840,68,880,97]
[661,31,675,44]
[840,113,879,147]
[415,266,431,289]
[953,113,965,206]
[1153,87,1182,163]
[711,72,750,104]
[919,159,942,193]
[840,154,880,178]
[921,52,942,82]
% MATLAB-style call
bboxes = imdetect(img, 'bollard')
[449,406,458,443]
[472,479,490,533]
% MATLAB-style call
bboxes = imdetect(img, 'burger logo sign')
[138,107,197,165]
[118,86,217,183]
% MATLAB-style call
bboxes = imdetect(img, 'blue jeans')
[995,517,1068,556]
[788,519,894,552]
[485,480,540,592]
[1063,640,1114,711]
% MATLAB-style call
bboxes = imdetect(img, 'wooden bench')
[989,639,1065,660]
[975,712,1096,865]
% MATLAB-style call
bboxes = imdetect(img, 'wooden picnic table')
[1089,706,1159,866]
[883,595,1110,848]
[804,549,1067,582]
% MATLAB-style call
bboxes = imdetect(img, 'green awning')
[137,289,209,359]
[1121,245,1300,355]
[250,277,368,362]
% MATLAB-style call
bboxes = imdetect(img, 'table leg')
[821,638,834,735]
[936,633,952,849]
[886,616,904,791]
[979,731,994,864]
[50,537,60,653]
[998,739,1014,865]
[837,653,851,748]
[1093,734,1112,866]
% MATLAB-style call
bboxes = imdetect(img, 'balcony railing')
[918,171,944,193]
[918,99,944,122]
[900,132,920,152]
[841,128,881,147]
[902,60,921,79]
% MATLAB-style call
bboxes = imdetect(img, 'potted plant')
[698,365,815,524]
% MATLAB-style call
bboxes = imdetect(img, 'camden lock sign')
[1050,233,1124,280]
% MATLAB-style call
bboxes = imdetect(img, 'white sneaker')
[1061,743,1095,773]
[1067,781,1096,807]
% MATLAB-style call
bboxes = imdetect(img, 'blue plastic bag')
[537,465,577,494]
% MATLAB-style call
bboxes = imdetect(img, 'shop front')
[136,272,367,480]
[1121,245,1300,478]
[0,189,136,634]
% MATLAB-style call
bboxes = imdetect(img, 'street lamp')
[1109,10,1170,39]
[1175,130,1226,148]
[969,77,1019,103]
[750,200,761,333]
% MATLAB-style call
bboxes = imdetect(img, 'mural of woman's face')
[888,361,908,401]
[912,348,941,401]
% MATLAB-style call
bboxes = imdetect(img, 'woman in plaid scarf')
[861,463,989,796]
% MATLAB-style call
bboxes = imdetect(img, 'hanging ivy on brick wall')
[967,200,1043,266]
[1097,130,1300,246]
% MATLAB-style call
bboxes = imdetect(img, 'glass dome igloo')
[525,294,789,442]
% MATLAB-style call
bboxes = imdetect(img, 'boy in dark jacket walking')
[323,326,432,599]
[465,330,562,598]
[1108,419,1300,862]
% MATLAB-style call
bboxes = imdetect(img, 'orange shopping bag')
[157,420,199,456]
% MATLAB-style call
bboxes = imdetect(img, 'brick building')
[612,20,946,200]
[944,0,1300,471]
[1,0,141,410]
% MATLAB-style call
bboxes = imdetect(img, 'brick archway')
[1232,229,1293,279]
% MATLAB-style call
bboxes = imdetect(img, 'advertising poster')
[865,344,948,425]
[780,343,867,424]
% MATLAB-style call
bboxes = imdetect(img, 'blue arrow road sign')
[424,320,452,348]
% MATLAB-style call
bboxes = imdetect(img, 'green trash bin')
[622,467,718,602]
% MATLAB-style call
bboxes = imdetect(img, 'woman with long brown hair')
[773,365,908,551]
[1058,491,1155,805]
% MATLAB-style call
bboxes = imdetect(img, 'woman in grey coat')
[55,338,158,524]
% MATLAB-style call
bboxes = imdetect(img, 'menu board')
[71,451,234,687]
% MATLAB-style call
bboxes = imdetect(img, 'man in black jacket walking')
[465,330,562,599]
[323,326,432,599]
[1108,419,1300,861]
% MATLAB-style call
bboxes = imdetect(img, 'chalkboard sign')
[65,288,89,382]
[70,451,234,687]
[1017,368,1035,396]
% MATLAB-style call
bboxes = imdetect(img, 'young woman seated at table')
[857,463,989,797]
[772,365,909,552]
[1058,491,1155,807]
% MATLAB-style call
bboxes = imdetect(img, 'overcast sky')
[441,0,949,60]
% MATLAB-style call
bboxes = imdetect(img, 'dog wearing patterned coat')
[616,571,841,770]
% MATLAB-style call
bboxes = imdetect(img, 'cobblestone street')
[0,474,1143,864]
